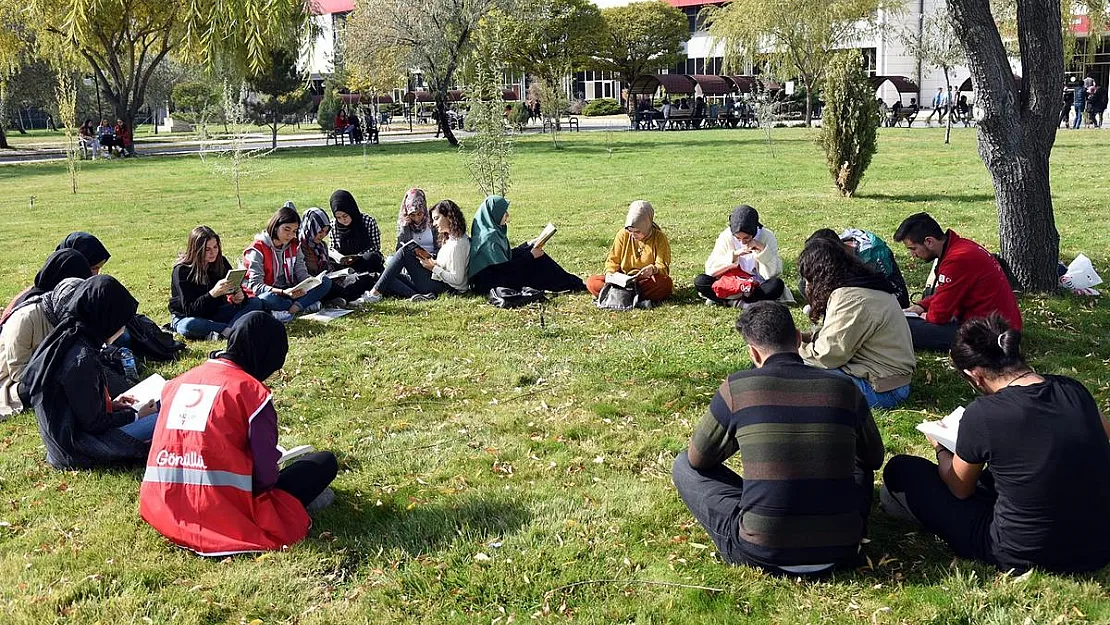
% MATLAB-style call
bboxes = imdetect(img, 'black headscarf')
[2,250,91,324]
[728,205,762,237]
[330,189,371,254]
[57,232,111,268]
[218,311,288,382]
[20,275,138,400]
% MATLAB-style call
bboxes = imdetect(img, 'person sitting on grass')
[357,199,471,304]
[585,200,673,304]
[893,212,1021,352]
[298,207,377,306]
[672,301,884,575]
[1,248,92,324]
[882,315,1110,574]
[694,205,789,307]
[20,275,157,470]
[170,226,264,340]
[56,231,111,274]
[329,190,385,274]
[244,204,332,322]
[140,312,338,556]
[803,228,910,308]
[395,188,439,257]
[797,238,915,409]
[467,195,586,295]
[0,278,84,419]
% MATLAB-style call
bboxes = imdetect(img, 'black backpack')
[126,314,186,362]
[487,287,548,309]
[596,282,642,311]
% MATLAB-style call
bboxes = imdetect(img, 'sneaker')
[879,485,919,525]
[363,291,383,305]
[305,487,335,513]
[409,293,438,302]
[323,297,347,309]
[303,302,322,314]
[271,311,294,323]
[204,331,222,341]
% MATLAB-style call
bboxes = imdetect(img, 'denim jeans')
[257,276,333,312]
[906,317,958,352]
[373,246,446,298]
[119,411,159,442]
[1073,104,1085,129]
[842,371,911,409]
[171,298,266,339]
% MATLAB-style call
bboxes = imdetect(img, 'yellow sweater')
[605,228,671,276]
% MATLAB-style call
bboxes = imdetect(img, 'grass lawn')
[0,127,1107,624]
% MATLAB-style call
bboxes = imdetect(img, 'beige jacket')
[0,303,53,419]
[800,286,915,392]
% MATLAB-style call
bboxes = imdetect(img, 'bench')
[628,111,660,130]
[888,109,918,128]
[324,128,347,146]
[543,115,579,132]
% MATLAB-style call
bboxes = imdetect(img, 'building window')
[604,82,612,98]
[861,48,877,77]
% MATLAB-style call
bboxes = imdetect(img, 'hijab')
[218,311,288,382]
[467,195,511,279]
[330,190,371,254]
[299,207,331,266]
[398,188,429,235]
[20,275,138,400]
[728,205,762,237]
[624,200,656,236]
[40,277,85,328]
[56,232,111,269]
[2,249,92,324]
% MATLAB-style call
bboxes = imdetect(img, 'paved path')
[0,117,634,165]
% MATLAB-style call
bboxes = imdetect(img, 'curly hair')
[431,199,467,245]
[798,238,881,323]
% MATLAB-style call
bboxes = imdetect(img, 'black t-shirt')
[956,375,1110,572]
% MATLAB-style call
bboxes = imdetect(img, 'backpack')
[596,282,643,311]
[125,314,186,362]
[487,287,547,309]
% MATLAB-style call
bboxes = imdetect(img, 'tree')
[704,0,888,126]
[348,0,505,146]
[820,50,878,196]
[246,49,311,149]
[592,2,687,108]
[0,3,32,148]
[901,8,966,144]
[341,9,408,122]
[461,19,512,197]
[498,0,605,89]
[316,87,342,132]
[944,0,1069,291]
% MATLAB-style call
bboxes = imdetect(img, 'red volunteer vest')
[243,239,299,296]
[139,359,309,556]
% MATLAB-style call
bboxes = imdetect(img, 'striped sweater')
[690,353,885,568]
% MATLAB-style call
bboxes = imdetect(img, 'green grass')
[0,127,1108,624]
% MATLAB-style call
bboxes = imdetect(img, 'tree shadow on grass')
[317,493,532,559]
[855,191,997,203]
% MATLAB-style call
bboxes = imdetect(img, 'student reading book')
[170,226,264,340]
[467,195,585,295]
[585,200,673,303]
[243,205,333,322]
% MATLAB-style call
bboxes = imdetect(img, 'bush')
[581,98,622,116]
[820,50,879,196]
[508,101,530,130]
[317,89,342,131]
[567,98,586,114]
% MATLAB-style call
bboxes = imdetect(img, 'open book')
[116,374,167,406]
[903,310,921,318]
[328,248,361,265]
[915,406,964,453]
[225,268,247,287]
[605,272,637,288]
[277,444,315,466]
[300,308,354,323]
[533,223,557,248]
[291,273,324,294]
[399,239,432,260]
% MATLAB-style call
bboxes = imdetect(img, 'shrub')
[317,89,342,131]
[581,98,622,116]
[568,98,586,114]
[508,101,531,130]
[820,50,879,196]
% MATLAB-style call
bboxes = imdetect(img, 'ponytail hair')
[950,314,1027,376]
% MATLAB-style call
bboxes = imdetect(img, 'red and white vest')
[139,359,309,556]
[243,238,299,296]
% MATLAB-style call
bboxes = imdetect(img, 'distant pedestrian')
[1073,78,1087,129]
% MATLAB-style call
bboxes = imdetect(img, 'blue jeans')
[839,370,911,409]
[119,411,159,442]
[373,246,446,298]
[1074,104,1085,129]
[257,276,333,312]
[171,298,266,339]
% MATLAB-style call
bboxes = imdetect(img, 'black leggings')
[471,244,586,294]
[276,451,338,508]
[693,274,785,305]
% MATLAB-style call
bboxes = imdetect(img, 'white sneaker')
[306,487,335,513]
[303,302,322,313]
[323,297,347,308]
[271,311,294,323]
[205,331,222,341]
[409,293,437,302]
[363,291,383,305]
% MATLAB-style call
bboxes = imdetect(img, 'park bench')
[324,128,347,146]
[889,108,918,128]
[628,110,661,130]
[543,115,579,132]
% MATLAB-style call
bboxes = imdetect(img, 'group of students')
[0,199,1106,576]
[77,118,134,159]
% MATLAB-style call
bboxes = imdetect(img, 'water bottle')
[119,347,138,380]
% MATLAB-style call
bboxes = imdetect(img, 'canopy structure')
[628,73,698,96]
[630,73,781,96]
[688,74,734,96]
[728,75,780,93]
[958,74,1022,92]
[403,89,518,103]
[338,93,393,105]
[869,75,919,93]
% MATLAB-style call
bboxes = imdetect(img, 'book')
[903,310,921,318]
[399,239,433,260]
[116,374,167,406]
[328,248,361,265]
[605,272,636,288]
[225,268,247,287]
[301,308,355,323]
[276,444,315,465]
[533,223,557,247]
[326,267,354,280]
[413,246,432,261]
[915,406,964,453]
[291,274,323,293]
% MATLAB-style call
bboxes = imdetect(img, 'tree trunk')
[803,77,813,127]
[0,124,7,148]
[947,0,1062,292]
[271,104,279,150]
[943,69,953,145]
[436,94,458,146]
